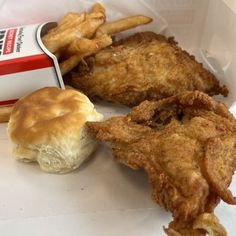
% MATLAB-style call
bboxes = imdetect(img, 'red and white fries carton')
[0,23,64,107]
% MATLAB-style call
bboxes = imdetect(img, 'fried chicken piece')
[71,32,228,106]
[86,91,236,235]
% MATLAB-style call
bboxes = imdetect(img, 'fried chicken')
[71,32,228,106]
[86,91,236,235]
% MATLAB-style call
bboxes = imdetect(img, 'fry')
[90,2,105,15]
[60,34,112,75]
[0,106,13,123]
[60,55,82,76]
[96,15,153,36]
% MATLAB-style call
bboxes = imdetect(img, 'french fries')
[0,106,13,123]
[42,12,105,53]
[42,2,153,75]
[42,13,86,50]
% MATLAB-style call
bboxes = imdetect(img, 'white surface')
[0,0,236,235]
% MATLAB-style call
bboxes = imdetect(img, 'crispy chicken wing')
[86,91,236,235]
[71,32,228,106]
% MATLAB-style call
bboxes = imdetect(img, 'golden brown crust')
[204,134,236,204]
[8,87,96,145]
[72,32,228,106]
[86,91,236,235]
[193,213,227,236]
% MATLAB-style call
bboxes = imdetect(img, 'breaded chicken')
[86,91,236,235]
[71,32,228,106]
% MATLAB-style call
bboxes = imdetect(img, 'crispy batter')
[71,32,228,106]
[204,135,236,204]
[86,91,236,235]
[193,213,227,236]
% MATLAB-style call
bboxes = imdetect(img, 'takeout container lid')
[0,22,64,107]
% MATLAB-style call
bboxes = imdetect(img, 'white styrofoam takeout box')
[0,0,236,236]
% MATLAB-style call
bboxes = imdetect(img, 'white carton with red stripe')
[0,23,64,106]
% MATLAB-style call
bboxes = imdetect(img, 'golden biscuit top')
[8,87,101,145]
